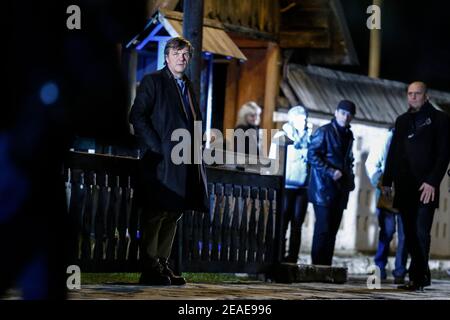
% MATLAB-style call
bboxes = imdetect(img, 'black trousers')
[399,203,435,286]
[282,188,308,263]
[311,204,345,266]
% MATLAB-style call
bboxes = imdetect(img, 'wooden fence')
[64,151,285,275]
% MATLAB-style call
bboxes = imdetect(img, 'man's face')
[334,109,353,127]
[407,83,428,110]
[165,47,190,78]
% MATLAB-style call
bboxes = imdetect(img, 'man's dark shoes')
[160,259,187,285]
[397,281,424,292]
[139,262,171,286]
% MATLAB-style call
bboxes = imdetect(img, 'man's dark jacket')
[383,102,450,209]
[129,67,208,212]
[307,119,355,208]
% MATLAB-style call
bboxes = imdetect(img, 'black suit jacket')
[129,67,208,212]
[383,102,450,209]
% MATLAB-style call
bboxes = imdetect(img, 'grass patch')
[82,273,140,284]
[184,273,254,284]
[81,273,255,285]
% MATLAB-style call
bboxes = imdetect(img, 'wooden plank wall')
[223,38,281,151]
[204,0,280,34]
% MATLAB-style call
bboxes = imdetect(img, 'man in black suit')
[130,37,208,286]
[383,81,450,291]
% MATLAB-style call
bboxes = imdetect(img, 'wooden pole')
[183,0,204,101]
[223,59,239,142]
[368,0,382,78]
[262,42,281,154]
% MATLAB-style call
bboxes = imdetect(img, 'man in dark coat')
[383,81,450,291]
[307,100,356,266]
[129,37,208,286]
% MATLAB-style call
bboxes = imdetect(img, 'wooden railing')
[64,151,285,274]
[176,168,284,274]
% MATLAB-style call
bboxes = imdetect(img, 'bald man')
[383,81,450,291]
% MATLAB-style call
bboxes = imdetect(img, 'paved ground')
[3,253,450,300]
[3,276,450,300]
[64,276,450,300]
[299,253,450,275]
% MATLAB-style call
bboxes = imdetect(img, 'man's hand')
[419,182,435,204]
[333,169,343,181]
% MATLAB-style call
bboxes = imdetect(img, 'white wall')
[431,174,450,257]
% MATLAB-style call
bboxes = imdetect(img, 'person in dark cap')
[307,100,356,265]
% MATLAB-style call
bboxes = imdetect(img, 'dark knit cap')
[337,100,356,115]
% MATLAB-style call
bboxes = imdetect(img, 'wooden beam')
[223,59,239,143]
[368,0,382,78]
[228,33,269,48]
[183,1,204,101]
[280,30,330,48]
[223,23,277,41]
[262,42,281,153]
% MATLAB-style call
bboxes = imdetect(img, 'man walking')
[130,37,208,285]
[307,100,356,265]
[383,81,450,291]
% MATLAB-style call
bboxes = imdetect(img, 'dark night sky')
[337,0,450,92]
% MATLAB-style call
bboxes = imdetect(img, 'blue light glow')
[40,82,59,105]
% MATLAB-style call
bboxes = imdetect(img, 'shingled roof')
[282,64,450,126]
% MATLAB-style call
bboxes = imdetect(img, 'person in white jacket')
[365,128,408,283]
[270,106,311,263]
